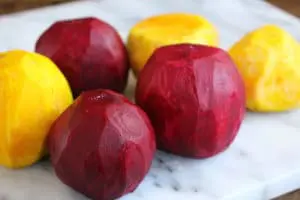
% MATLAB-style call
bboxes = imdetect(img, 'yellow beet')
[229,25,300,112]
[0,50,73,168]
[127,13,218,76]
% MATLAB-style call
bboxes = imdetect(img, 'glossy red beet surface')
[47,89,156,200]
[35,17,129,97]
[136,44,245,158]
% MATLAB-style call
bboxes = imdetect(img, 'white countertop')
[1,0,300,199]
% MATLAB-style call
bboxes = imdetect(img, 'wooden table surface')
[268,0,300,17]
[0,0,299,199]
[0,0,76,14]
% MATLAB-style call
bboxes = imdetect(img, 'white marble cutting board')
[1,0,300,199]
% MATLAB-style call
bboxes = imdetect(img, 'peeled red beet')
[47,89,156,200]
[35,17,129,97]
[135,44,245,158]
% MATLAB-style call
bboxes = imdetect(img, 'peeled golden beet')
[127,13,218,76]
[229,25,300,112]
[0,50,73,168]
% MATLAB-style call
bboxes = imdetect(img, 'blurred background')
[0,0,298,16]
[0,0,76,14]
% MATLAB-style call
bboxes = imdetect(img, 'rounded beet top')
[47,89,156,200]
[136,44,245,158]
[36,17,129,97]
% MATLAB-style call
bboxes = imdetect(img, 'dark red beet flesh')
[135,44,245,158]
[47,89,156,200]
[35,17,129,97]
